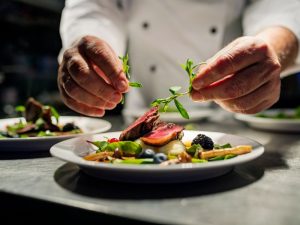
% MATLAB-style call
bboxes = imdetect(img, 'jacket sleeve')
[59,0,128,62]
[243,0,300,67]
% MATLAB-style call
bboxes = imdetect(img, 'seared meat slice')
[42,107,60,131]
[141,123,184,146]
[25,98,43,122]
[119,107,159,141]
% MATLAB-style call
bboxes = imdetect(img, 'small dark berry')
[62,123,79,132]
[192,134,214,150]
[139,149,155,159]
[153,153,168,164]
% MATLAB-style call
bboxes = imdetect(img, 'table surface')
[1,111,300,225]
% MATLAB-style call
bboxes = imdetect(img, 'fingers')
[214,78,280,114]
[58,72,105,117]
[63,48,122,105]
[192,36,277,90]
[191,60,281,101]
[60,70,116,110]
[78,35,129,92]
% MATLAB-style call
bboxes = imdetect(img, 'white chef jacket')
[60,0,300,110]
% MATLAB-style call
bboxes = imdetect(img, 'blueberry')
[153,153,168,164]
[139,149,155,158]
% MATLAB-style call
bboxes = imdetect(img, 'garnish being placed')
[119,54,143,88]
[151,59,206,119]
[0,98,82,138]
[84,107,252,166]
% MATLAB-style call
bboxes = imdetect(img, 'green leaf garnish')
[174,99,189,119]
[50,106,60,123]
[169,86,182,95]
[151,59,206,119]
[129,82,143,88]
[119,54,130,79]
[15,105,25,113]
[119,54,143,104]
[214,143,232,149]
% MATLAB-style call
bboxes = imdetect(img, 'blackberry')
[192,134,214,150]
[62,123,79,132]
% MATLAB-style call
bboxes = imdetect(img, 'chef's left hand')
[191,36,282,114]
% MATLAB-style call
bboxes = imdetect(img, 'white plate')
[0,116,111,152]
[50,131,264,183]
[123,108,213,124]
[234,109,300,132]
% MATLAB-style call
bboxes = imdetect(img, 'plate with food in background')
[51,107,264,183]
[234,107,300,132]
[0,98,111,152]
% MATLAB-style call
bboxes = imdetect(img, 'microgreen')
[151,59,206,119]
[119,54,143,104]
[119,54,143,88]
[15,105,25,113]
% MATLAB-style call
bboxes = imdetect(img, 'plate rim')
[50,130,264,171]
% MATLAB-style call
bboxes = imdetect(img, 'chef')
[58,0,300,117]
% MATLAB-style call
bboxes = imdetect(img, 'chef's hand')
[191,26,298,114]
[191,36,281,114]
[58,35,129,117]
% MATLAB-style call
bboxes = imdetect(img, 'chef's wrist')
[255,26,299,70]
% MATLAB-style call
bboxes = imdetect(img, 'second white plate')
[234,109,300,132]
[0,116,111,152]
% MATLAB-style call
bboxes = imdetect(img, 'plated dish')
[0,98,111,151]
[235,108,300,132]
[51,107,264,183]
[0,98,82,138]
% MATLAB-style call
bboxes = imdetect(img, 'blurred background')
[0,0,299,119]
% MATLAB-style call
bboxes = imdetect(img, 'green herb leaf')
[129,82,143,88]
[214,143,232,149]
[224,154,237,160]
[119,54,130,79]
[169,86,182,95]
[174,99,189,119]
[50,106,60,123]
[88,140,142,156]
[113,158,153,164]
[151,98,165,107]
[208,155,225,161]
[151,58,206,119]
[162,103,169,112]
[88,141,109,152]
[35,118,45,130]
[119,54,143,105]
[15,105,25,113]
[186,144,202,157]
[191,158,208,163]
[120,96,125,104]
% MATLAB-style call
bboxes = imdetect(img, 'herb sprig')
[119,54,143,88]
[151,59,206,119]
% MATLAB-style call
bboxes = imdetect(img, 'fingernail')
[105,101,116,109]
[111,92,121,102]
[117,80,128,92]
[191,91,205,102]
[193,80,204,90]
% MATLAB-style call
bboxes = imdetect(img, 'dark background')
[0,0,299,119]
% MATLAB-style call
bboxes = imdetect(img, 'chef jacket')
[59,0,300,110]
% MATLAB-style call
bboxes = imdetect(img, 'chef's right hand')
[58,35,129,117]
